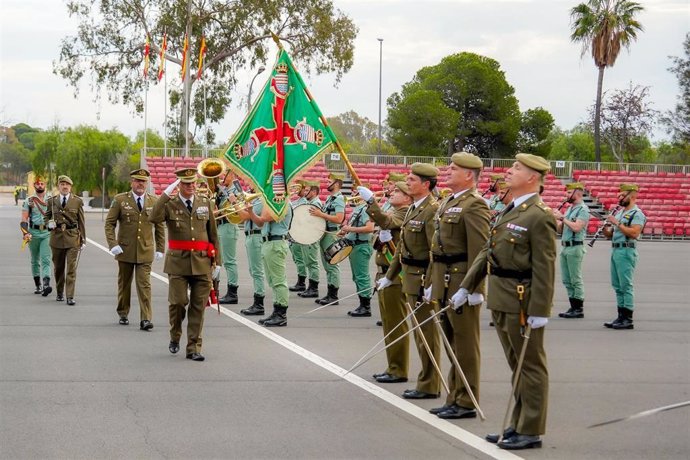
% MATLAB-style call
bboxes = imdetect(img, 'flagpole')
[164,71,168,158]
[143,81,148,164]
[203,80,208,157]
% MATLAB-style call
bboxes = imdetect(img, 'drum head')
[289,204,326,245]
[329,245,352,265]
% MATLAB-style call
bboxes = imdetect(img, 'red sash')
[168,240,216,258]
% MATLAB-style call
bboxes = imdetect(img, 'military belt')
[561,241,584,247]
[351,239,369,246]
[244,229,261,236]
[431,253,468,264]
[263,235,287,242]
[30,224,47,230]
[326,225,340,231]
[217,217,229,225]
[612,242,636,248]
[58,223,78,230]
[401,256,430,268]
[488,264,532,280]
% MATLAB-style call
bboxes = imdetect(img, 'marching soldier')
[376,163,441,400]
[310,173,345,306]
[455,153,556,450]
[427,152,491,420]
[104,169,165,329]
[239,190,267,316]
[45,175,85,306]
[297,181,323,299]
[342,187,375,317]
[216,172,240,305]
[359,180,413,383]
[288,181,309,292]
[20,176,53,295]
[553,182,590,319]
[149,168,221,361]
[485,174,505,211]
[602,183,646,330]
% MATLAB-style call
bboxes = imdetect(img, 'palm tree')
[570,0,644,163]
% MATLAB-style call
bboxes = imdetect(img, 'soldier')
[553,183,590,319]
[455,153,556,450]
[310,173,345,306]
[20,176,53,295]
[297,181,323,299]
[376,163,441,400]
[238,189,267,316]
[602,183,646,330]
[104,169,165,329]
[149,168,221,362]
[484,174,505,210]
[45,175,85,306]
[358,180,413,383]
[216,172,240,305]
[288,181,309,292]
[342,187,375,317]
[426,152,491,420]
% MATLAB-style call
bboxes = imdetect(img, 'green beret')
[566,182,585,191]
[328,172,345,182]
[175,168,198,183]
[394,181,410,195]
[451,152,483,170]
[516,153,550,174]
[619,183,639,192]
[57,175,73,185]
[386,172,407,182]
[410,162,439,178]
[130,168,151,181]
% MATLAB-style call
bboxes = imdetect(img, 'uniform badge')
[507,223,528,232]
[445,207,463,214]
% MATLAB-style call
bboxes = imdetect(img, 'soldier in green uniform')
[342,187,375,317]
[297,181,323,299]
[288,181,309,292]
[553,182,590,319]
[104,169,166,329]
[149,168,221,362]
[456,153,556,450]
[45,175,85,306]
[359,180,413,383]
[310,173,345,306]
[484,174,504,209]
[602,183,646,330]
[216,172,240,305]
[426,152,491,420]
[377,163,442,400]
[20,176,52,295]
[238,190,266,316]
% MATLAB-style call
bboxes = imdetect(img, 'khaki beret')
[496,180,509,190]
[328,172,345,182]
[175,168,198,183]
[566,182,585,191]
[394,181,410,195]
[451,152,483,170]
[410,162,439,178]
[516,153,550,174]
[130,168,151,181]
[386,172,407,182]
[620,183,639,192]
[57,175,73,185]
[304,180,321,188]
[490,174,504,181]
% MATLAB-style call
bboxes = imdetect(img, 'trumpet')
[588,205,621,247]
[215,192,261,224]
[345,195,364,204]
[197,158,227,196]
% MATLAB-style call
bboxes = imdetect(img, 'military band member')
[376,163,441,400]
[553,182,590,319]
[149,168,221,362]
[45,175,85,306]
[342,187,375,317]
[602,183,646,330]
[297,181,323,299]
[485,174,505,211]
[216,172,240,305]
[310,173,345,306]
[238,190,266,316]
[288,181,309,292]
[381,172,406,212]
[427,152,491,420]
[20,176,53,296]
[359,180,412,383]
[455,153,556,450]
[104,169,165,329]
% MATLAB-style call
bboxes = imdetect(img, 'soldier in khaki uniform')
[359,180,412,383]
[149,168,221,362]
[427,152,491,420]
[455,153,556,450]
[105,169,166,329]
[376,163,441,399]
[45,175,85,305]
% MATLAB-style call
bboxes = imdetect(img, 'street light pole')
[247,66,266,113]
[377,38,383,156]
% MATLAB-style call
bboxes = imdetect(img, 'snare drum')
[324,238,353,265]
[289,204,326,245]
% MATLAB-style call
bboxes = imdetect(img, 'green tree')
[326,111,397,156]
[387,52,521,158]
[518,107,555,156]
[54,0,357,145]
[570,0,644,163]
[0,126,32,185]
[661,33,690,146]
[32,127,62,187]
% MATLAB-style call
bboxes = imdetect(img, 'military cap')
[33,175,45,183]
[304,180,321,188]
[490,174,504,181]
[57,175,73,185]
[328,172,345,182]
[515,153,550,174]
[394,181,410,195]
[451,152,483,170]
[496,180,509,190]
[619,183,639,192]
[175,168,198,183]
[386,172,407,182]
[566,182,585,191]
[130,168,151,181]
[410,162,439,178]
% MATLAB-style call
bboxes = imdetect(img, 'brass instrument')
[289,183,303,194]
[588,205,621,247]
[345,195,364,205]
[197,158,227,196]
[215,192,261,224]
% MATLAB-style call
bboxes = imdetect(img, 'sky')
[1,0,688,145]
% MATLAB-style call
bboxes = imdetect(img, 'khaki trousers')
[52,247,79,298]
[168,274,211,355]
[116,261,152,321]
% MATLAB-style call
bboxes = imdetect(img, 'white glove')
[211,265,221,281]
[47,221,56,230]
[164,178,181,196]
[357,186,374,202]
[451,288,469,311]
[81,243,86,250]
[423,285,432,302]
[468,293,484,306]
[155,251,164,261]
[110,245,123,256]
[379,229,393,243]
[527,316,548,329]
[376,277,392,290]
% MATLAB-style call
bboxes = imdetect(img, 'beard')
[618,198,629,207]
[35,187,45,193]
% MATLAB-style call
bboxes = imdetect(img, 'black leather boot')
[316,285,339,305]
[262,304,288,327]
[289,275,307,292]
[298,279,319,298]
[41,277,52,297]
[219,284,238,304]
[604,307,624,328]
[561,298,584,318]
[33,276,42,294]
[612,308,634,329]
[348,296,372,317]
[241,294,265,316]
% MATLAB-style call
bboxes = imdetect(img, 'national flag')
[223,48,339,219]
[196,35,207,80]
[157,33,167,81]
[143,35,150,78]
[181,33,189,81]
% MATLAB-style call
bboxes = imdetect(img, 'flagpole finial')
[270,31,283,49]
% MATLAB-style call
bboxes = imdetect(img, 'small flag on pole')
[157,33,167,82]
[197,35,207,80]
[181,33,189,81]
[143,35,150,78]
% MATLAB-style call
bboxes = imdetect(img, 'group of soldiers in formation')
[20,152,646,450]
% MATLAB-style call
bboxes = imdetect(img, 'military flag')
[157,33,167,81]
[197,35,207,80]
[180,33,189,81]
[143,35,150,78]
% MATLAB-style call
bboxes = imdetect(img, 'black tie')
[61,196,67,208]
[137,197,142,212]
[186,199,192,213]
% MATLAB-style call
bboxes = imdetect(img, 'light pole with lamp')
[247,66,266,113]
[377,38,383,156]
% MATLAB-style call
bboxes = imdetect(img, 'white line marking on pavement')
[87,237,522,460]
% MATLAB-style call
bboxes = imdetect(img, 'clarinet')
[588,206,621,247]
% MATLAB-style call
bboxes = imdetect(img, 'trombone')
[214,192,261,224]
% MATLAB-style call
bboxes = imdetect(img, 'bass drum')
[324,238,353,265]
[289,204,326,245]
